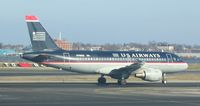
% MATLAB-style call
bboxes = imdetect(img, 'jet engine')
[135,68,162,81]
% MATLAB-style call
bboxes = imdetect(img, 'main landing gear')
[97,74,128,86]
[98,75,106,85]
[117,78,127,86]
[162,73,167,84]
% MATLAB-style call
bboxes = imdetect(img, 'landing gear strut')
[162,73,167,84]
[98,75,106,85]
[117,78,127,86]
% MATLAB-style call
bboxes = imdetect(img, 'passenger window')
[173,58,176,62]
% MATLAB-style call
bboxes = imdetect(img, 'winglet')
[25,15,39,22]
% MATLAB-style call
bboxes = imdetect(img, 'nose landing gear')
[162,73,167,84]
[98,75,106,85]
[117,79,127,86]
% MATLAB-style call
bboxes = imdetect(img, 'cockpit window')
[172,54,183,62]
[177,58,183,62]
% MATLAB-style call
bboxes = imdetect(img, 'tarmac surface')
[0,68,200,106]
[0,83,200,106]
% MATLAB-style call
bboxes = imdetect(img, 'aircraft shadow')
[0,82,200,88]
[93,82,200,88]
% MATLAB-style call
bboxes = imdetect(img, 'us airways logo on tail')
[32,32,46,41]
[112,53,161,58]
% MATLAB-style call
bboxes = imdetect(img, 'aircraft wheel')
[117,79,127,86]
[117,80,121,85]
[98,77,106,85]
[162,80,167,84]
[162,73,167,84]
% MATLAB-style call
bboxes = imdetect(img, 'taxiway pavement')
[0,83,200,106]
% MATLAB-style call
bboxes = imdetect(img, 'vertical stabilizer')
[25,15,60,51]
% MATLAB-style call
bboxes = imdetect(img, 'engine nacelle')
[135,68,162,81]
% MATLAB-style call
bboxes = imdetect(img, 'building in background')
[90,46,103,51]
[54,39,72,50]
[157,45,174,52]
[54,32,72,50]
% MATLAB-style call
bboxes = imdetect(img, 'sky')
[0,0,200,45]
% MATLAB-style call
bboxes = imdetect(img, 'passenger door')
[63,53,70,62]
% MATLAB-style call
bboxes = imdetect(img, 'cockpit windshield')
[171,54,184,62]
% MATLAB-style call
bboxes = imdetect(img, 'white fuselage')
[42,62,188,74]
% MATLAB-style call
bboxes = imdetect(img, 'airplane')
[22,15,188,85]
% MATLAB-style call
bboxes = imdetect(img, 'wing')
[97,61,144,79]
[111,61,144,74]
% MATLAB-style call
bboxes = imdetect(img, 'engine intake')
[135,68,162,81]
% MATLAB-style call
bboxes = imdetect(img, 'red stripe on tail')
[25,16,38,20]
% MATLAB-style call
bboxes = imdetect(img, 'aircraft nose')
[183,62,189,70]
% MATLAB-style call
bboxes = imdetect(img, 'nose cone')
[181,62,188,71]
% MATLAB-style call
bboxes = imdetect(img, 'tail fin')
[25,15,60,51]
